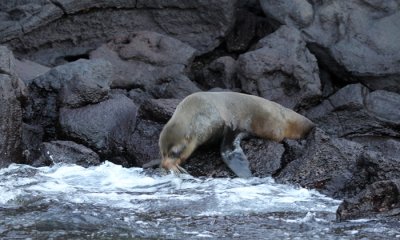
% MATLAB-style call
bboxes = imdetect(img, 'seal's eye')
[170,145,184,158]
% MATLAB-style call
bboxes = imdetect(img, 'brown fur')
[159,92,315,173]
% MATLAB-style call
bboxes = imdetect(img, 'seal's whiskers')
[177,165,189,174]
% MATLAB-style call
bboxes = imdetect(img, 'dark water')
[0,162,399,239]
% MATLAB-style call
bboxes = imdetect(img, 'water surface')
[0,162,399,239]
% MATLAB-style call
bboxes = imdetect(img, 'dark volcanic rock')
[260,0,400,93]
[319,69,338,98]
[127,99,181,167]
[237,25,321,109]
[59,94,137,157]
[307,84,400,138]
[0,46,25,167]
[0,45,17,75]
[34,140,101,167]
[25,58,113,139]
[350,151,400,193]
[59,70,112,108]
[337,179,400,221]
[349,136,400,161]
[130,98,182,169]
[127,118,164,168]
[278,139,309,177]
[116,31,197,66]
[21,123,44,165]
[259,0,313,28]
[0,46,27,100]
[135,0,237,53]
[0,1,63,43]
[1,0,237,65]
[276,128,364,198]
[202,56,238,89]
[186,138,285,178]
[52,0,137,14]
[365,90,400,125]
[146,74,199,99]
[139,98,180,123]
[15,59,50,83]
[243,138,284,177]
[225,8,276,53]
[32,58,112,107]
[0,73,24,167]
[90,31,200,98]
[59,73,110,108]
[306,84,369,136]
[184,145,234,178]
[127,88,153,106]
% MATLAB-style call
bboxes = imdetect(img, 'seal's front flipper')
[142,159,161,169]
[220,128,252,178]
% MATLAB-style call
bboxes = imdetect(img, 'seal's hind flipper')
[220,128,252,178]
[221,148,252,178]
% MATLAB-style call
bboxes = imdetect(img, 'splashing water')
[0,161,399,239]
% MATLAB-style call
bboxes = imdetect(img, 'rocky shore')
[1,0,399,221]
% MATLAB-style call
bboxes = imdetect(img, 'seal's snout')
[161,157,188,175]
[161,157,176,170]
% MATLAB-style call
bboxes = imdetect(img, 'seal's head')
[159,121,197,174]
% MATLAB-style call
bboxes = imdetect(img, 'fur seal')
[159,92,315,177]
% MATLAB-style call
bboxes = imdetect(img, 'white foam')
[345,230,359,235]
[0,187,20,204]
[0,162,341,216]
[209,178,340,214]
[196,231,215,238]
[348,219,374,223]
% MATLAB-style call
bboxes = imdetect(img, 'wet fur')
[159,92,315,176]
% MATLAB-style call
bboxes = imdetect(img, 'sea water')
[0,161,399,239]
